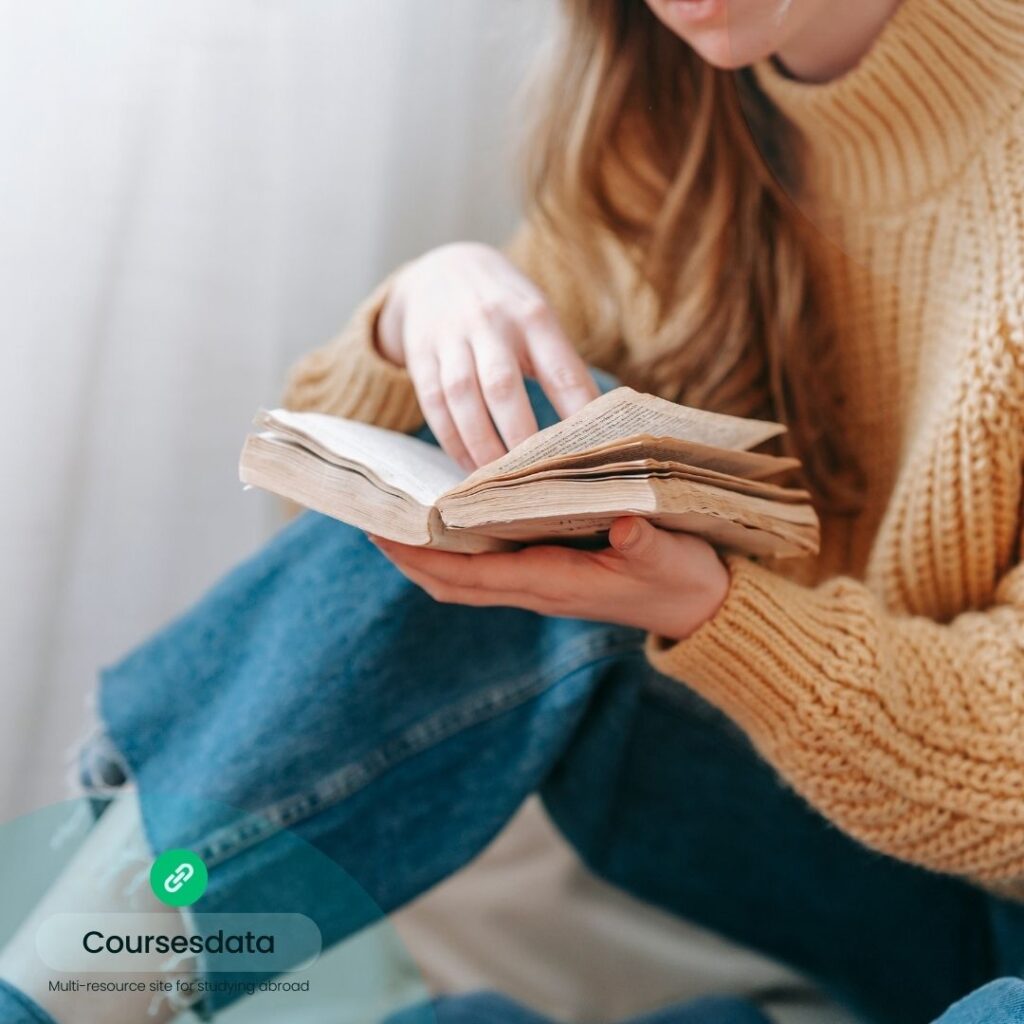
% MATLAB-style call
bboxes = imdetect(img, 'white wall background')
[0,0,551,817]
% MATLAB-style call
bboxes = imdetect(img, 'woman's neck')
[775,0,905,83]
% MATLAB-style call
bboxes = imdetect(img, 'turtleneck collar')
[753,0,1024,213]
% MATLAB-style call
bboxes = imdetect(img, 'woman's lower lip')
[664,0,726,24]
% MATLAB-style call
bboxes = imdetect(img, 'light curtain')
[0,0,545,813]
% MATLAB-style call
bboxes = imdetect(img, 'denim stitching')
[195,630,643,867]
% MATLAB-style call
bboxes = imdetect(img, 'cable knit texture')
[283,0,1024,895]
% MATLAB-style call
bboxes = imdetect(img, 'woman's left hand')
[371,517,730,642]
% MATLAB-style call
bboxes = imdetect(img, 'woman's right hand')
[376,242,599,471]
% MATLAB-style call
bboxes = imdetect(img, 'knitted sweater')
[283,0,1024,894]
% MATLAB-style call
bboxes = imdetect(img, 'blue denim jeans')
[5,381,1022,1024]
[387,992,774,1024]
[4,979,1024,1024]
[388,984,1024,1024]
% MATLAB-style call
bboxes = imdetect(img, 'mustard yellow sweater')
[283,0,1024,895]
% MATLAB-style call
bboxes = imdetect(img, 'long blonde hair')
[526,0,860,510]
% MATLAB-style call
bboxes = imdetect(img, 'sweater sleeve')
[281,217,609,427]
[646,554,1024,893]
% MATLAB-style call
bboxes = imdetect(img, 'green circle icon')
[150,849,209,907]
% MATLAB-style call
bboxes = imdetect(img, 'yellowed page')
[459,513,813,559]
[463,387,786,486]
[239,434,504,552]
[240,434,432,543]
[258,409,465,506]
[441,477,818,558]
[451,459,810,504]
[513,436,797,481]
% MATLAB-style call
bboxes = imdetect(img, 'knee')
[384,992,547,1024]
[384,993,773,1024]
[933,978,1024,1023]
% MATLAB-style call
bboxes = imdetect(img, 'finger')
[439,338,508,467]
[517,301,599,418]
[371,539,547,608]
[469,324,538,450]
[608,517,677,572]
[390,561,547,611]
[374,541,521,590]
[375,538,582,596]
[406,347,474,471]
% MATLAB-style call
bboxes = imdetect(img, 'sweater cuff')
[282,276,422,432]
[645,556,871,758]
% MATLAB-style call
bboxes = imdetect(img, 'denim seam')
[193,630,643,868]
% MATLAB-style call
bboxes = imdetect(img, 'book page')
[465,387,785,485]
[452,512,813,559]
[240,434,508,553]
[449,459,810,504]
[259,409,466,506]
[442,475,817,531]
[240,434,432,543]
[440,476,818,559]
[449,436,799,498]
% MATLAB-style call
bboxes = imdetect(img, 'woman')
[2,0,1024,1022]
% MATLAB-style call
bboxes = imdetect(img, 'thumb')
[608,517,671,567]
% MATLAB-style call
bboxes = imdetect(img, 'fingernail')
[615,519,642,551]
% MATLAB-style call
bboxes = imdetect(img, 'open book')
[239,387,820,558]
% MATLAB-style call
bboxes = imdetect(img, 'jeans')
[388,984,1024,1024]
[7,381,1022,1024]
[387,992,774,1023]
[4,980,1024,1024]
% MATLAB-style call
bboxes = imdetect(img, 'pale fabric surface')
[396,800,854,1024]
[0,3,838,1021]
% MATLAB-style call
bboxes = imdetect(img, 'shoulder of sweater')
[755,0,1024,215]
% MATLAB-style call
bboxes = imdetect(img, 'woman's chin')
[685,29,769,70]
[648,0,777,69]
